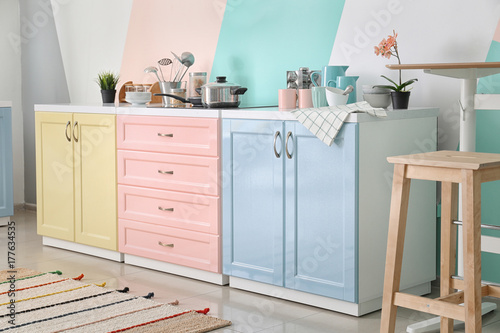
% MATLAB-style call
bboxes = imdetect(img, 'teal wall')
[211,0,345,107]
[476,39,500,283]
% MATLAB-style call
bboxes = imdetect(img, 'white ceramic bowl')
[325,87,348,106]
[363,93,391,108]
[125,92,151,105]
[362,85,392,94]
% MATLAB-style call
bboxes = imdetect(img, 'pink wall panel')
[493,19,500,43]
[119,0,227,87]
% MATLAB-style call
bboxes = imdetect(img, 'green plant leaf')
[95,71,120,90]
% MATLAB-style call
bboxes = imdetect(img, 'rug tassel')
[73,274,84,281]
[49,270,62,275]
[168,299,179,305]
[143,292,154,299]
[196,308,210,315]
[116,287,129,293]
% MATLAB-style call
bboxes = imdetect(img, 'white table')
[388,62,500,152]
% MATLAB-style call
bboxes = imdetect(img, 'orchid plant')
[374,30,417,92]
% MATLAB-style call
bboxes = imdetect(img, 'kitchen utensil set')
[144,51,195,83]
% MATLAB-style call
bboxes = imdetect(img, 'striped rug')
[0,268,231,332]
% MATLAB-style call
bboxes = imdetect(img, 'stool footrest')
[393,292,465,321]
[453,220,500,231]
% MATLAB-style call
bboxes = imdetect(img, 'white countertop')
[0,101,12,107]
[34,103,439,122]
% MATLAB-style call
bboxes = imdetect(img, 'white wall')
[332,0,500,150]
[52,0,133,104]
[0,0,24,206]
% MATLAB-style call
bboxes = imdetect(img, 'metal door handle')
[285,131,293,159]
[158,170,174,175]
[73,121,79,142]
[158,133,174,137]
[273,131,281,158]
[158,241,174,248]
[65,121,71,142]
[158,206,174,212]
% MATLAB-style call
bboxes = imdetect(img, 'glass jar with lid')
[188,72,207,98]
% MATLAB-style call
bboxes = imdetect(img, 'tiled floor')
[2,210,500,332]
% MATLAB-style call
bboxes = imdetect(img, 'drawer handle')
[158,170,174,175]
[158,241,174,248]
[158,206,174,212]
[158,133,174,137]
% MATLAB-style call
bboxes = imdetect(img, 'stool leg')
[462,170,482,332]
[380,164,411,333]
[441,182,458,333]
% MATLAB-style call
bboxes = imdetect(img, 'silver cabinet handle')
[158,241,174,248]
[273,131,281,158]
[158,170,174,175]
[158,133,174,137]
[73,121,79,142]
[158,206,174,212]
[285,131,293,159]
[65,121,71,142]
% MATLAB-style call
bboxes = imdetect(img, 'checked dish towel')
[291,101,387,146]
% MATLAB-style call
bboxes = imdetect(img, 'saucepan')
[197,76,247,108]
[155,76,248,108]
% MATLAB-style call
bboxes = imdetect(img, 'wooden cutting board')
[149,82,162,104]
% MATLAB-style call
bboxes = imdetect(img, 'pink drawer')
[118,185,219,234]
[117,150,219,196]
[119,219,220,273]
[117,115,219,157]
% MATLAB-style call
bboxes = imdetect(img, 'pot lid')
[203,76,240,88]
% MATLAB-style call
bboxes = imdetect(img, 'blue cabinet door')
[284,121,358,302]
[0,107,13,218]
[222,119,285,286]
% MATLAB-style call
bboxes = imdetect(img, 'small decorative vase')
[101,89,116,104]
[390,91,411,109]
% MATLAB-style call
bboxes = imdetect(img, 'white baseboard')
[229,277,431,317]
[42,237,124,262]
[0,216,10,227]
[124,254,229,286]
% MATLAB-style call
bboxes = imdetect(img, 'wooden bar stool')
[380,150,500,333]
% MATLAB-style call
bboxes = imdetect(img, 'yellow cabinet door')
[35,112,75,241]
[73,113,117,250]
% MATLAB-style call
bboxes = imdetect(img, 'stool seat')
[380,150,500,333]
[387,150,500,170]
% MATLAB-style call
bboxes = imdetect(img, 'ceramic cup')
[298,89,313,109]
[279,89,297,110]
[311,86,328,108]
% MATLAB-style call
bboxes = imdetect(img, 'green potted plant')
[374,31,417,109]
[95,71,120,104]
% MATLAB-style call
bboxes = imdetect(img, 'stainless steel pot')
[197,76,247,108]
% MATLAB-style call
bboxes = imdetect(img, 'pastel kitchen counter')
[35,103,439,121]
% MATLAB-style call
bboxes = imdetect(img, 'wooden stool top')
[387,150,500,170]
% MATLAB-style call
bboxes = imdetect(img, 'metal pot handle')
[154,93,190,104]
[231,87,248,95]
